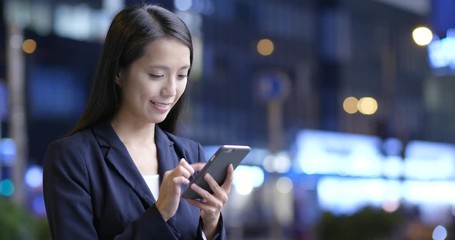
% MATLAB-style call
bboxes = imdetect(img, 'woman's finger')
[190,162,205,172]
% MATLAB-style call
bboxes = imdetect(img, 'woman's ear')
[115,72,121,86]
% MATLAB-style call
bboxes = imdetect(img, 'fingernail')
[191,183,198,190]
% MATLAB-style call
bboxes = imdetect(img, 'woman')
[43,4,232,240]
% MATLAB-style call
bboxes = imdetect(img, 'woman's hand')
[155,158,204,221]
[186,164,234,239]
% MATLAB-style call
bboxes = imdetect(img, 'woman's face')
[116,37,190,125]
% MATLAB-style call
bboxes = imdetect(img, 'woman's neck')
[111,116,156,146]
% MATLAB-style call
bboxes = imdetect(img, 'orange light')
[257,38,274,56]
[343,96,358,114]
[22,39,37,54]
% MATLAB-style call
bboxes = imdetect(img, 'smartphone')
[181,145,251,199]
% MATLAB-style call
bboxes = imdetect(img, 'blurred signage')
[294,129,383,177]
[256,71,290,101]
[404,140,455,180]
[295,129,455,180]
[296,129,455,223]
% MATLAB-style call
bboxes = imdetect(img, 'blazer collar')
[91,122,179,207]
[155,126,180,176]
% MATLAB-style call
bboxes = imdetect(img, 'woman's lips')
[151,101,172,113]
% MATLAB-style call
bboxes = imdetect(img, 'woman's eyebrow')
[146,65,190,70]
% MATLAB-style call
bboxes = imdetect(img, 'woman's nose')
[161,77,177,96]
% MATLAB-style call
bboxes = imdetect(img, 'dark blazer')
[43,122,226,240]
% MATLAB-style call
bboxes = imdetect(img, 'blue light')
[432,225,447,240]
[0,81,7,120]
[174,0,192,11]
[25,165,43,188]
[0,179,14,197]
[32,195,46,216]
[428,29,455,71]
[0,138,17,166]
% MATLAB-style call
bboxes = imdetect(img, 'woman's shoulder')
[50,128,95,148]
[45,128,99,160]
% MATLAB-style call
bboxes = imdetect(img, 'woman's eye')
[177,74,188,80]
[149,74,164,79]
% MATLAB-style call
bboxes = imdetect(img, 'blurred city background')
[1,0,455,239]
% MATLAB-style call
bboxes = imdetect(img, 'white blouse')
[142,174,160,198]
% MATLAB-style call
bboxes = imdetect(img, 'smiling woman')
[113,37,190,126]
[42,4,233,240]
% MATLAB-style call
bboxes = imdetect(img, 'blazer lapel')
[92,122,155,207]
[155,126,180,182]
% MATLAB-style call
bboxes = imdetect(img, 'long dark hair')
[70,4,193,135]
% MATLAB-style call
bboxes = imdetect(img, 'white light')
[276,177,293,194]
[102,0,124,15]
[262,152,291,173]
[403,180,455,204]
[174,0,193,11]
[234,182,253,195]
[9,34,23,49]
[25,165,43,188]
[317,177,401,215]
[295,130,383,177]
[54,4,110,41]
[412,26,433,46]
[382,156,404,178]
[233,165,265,196]
[404,140,455,180]
[382,200,400,213]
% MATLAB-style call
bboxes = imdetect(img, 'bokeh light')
[382,200,400,212]
[174,0,192,11]
[263,152,291,173]
[432,225,447,240]
[9,34,23,49]
[343,96,358,114]
[412,26,433,46]
[32,195,47,216]
[25,165,43,188]
[257,38,274,56]
[22,39,37,54]
[276,177,293,194]
[0,179,14,197]
[233,165,265,195]
[0,138,17,166]
[358,97,378,115]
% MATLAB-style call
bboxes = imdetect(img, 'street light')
[412,26,433,46]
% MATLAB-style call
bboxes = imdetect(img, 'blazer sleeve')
[43,140,98,239]
[43,139,179,240]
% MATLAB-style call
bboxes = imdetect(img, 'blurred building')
[0,0,445,162]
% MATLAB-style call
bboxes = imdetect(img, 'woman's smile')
[151,100,173,113]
